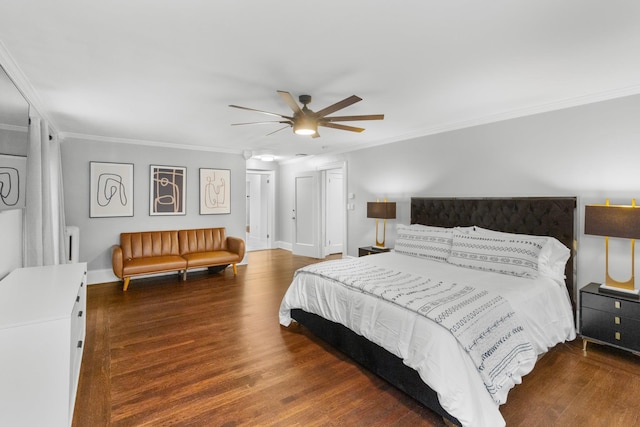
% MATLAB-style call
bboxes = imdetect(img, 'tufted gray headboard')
[410,197,577,316]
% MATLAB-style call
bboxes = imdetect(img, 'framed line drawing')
[89,161,134,218]
[150,165,186,215]
[200,168,230,214]
[0,154,27,211]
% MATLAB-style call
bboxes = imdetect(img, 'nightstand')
[358,246,391,257]
[580,282,640,355]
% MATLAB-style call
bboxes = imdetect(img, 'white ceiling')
[1,1,639,161]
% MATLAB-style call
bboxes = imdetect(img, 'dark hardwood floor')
[73,249,640,426]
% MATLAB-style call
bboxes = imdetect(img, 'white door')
[325,169,343,255]
[246,171,274,251]
[293,171,322,258]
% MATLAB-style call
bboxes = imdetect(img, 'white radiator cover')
[65,226,79,263]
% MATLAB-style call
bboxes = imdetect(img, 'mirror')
[0,63,29,211]
[0,64,29,154]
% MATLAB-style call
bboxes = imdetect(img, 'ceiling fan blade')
[266,125,292,136]
[229,104,293,120]
[321,114,384,122]
[277,90,303,114]
[231,120,292,126]
[315,95,362,118]
[319,122,365,133]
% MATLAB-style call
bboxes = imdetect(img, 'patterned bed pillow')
[471,226,570,284]
[394,224,453,262]
[447,230,544,278]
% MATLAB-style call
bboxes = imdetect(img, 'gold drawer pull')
[615,301,621,309]
[615,316,621,325]
[615,332,621,340]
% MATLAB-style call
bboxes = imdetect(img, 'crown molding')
[385,85,640,147]
[0,123,27,133]
[60,131,243,155]
[0,40,59,134]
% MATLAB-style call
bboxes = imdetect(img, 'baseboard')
[276,241,292,251]
[87,269,119,285]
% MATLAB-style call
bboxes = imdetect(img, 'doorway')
[324,168,343,255]
[292,162,347,259]
[246,170,275,251]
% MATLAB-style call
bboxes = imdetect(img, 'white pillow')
[447,230,544,278]
[394,224,452,262]
[471,226,570,284]
[537,238,570,285]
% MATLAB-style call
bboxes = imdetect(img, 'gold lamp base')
[600,232,640,299]
[605,271,635,290]
[375,218,387,248]
[594,198,640,299]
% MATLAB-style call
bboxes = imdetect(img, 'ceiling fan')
[229,90,384,138]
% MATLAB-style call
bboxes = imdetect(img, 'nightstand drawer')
[581,307,640,352]
[358,246,390,257]
[581,292,640,318]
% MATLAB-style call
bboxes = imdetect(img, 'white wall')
[61,137,246,283]
[277,94,640,290]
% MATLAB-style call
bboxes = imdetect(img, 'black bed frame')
[291,197,577,425]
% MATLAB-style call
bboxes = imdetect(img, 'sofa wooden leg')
[182,270,187,281]
[233,264,237,275]
[123,277,130,291]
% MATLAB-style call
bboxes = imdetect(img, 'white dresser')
[0,262,87,427]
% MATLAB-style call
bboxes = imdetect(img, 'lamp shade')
[585,204,640,239]
[293,116,317,135]
[367,202,396,219]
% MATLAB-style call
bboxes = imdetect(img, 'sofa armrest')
[226,236,246,261]
[112,245,124,279]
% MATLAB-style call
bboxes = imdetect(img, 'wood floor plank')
[73,249,640,426]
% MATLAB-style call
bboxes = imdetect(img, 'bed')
[279,197,577,427]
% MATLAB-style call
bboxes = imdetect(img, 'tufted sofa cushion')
[120,230,181,259]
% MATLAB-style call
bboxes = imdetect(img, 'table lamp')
[584,199,640,298]
[367,199,396,248]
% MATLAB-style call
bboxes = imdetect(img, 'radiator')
[65,226,79,263]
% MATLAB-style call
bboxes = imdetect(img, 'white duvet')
[279,252,576,427]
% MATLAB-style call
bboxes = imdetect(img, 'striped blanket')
[296,258,537,403]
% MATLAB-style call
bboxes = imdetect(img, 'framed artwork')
[0,154,27,211]
[200,168,230,214]
[150,165,186,215]
[89,161,134,218]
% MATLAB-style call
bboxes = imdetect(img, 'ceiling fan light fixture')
[293,116,317,135]
[230,91,384,138]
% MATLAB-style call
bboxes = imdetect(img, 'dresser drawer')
[581,307,640,352]
[581,292,640,318]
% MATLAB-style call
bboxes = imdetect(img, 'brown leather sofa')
[112,227,245,291]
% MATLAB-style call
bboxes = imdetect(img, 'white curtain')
[25,108,67,267]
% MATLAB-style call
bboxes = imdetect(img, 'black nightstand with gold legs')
[580,282,640,355]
